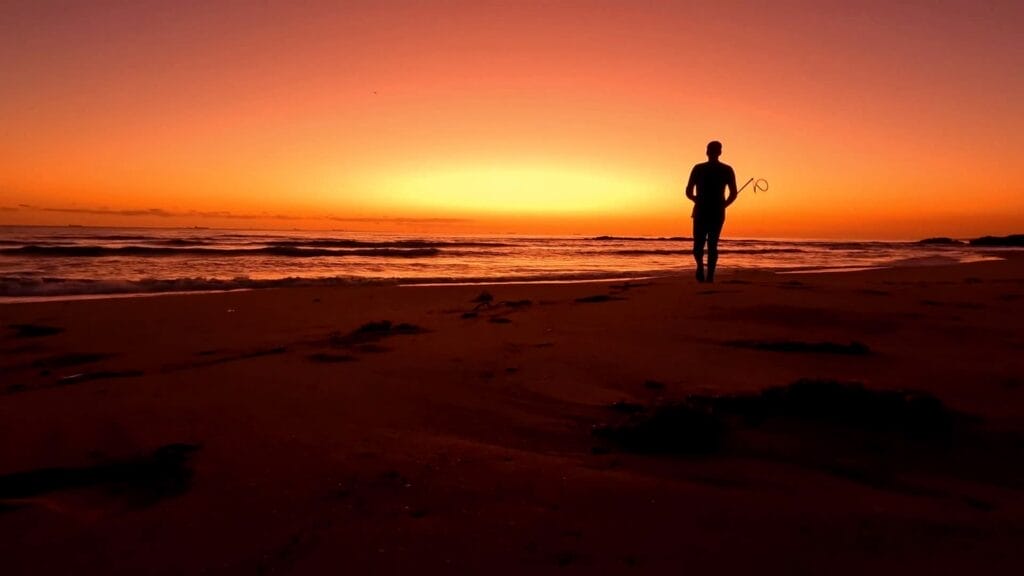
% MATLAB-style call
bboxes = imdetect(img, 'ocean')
[0,226,1007,300]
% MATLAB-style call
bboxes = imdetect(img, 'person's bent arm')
[685,166,698,203]
[724,167,738,207]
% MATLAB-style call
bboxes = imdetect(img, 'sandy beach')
[2,256,1023,574]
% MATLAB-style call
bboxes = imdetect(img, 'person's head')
[706,140,722,160]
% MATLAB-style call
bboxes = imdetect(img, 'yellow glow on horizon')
[365,165,653,216]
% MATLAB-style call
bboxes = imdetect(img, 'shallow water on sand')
[0,226,1006,299]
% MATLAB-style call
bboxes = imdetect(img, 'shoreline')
[4,226,1020,304]
[3,252,1016,304]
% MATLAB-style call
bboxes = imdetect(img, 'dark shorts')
[692,206,725,243]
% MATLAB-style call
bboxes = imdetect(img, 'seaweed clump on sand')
[726,339,870,356]
[594,379,966,456]
[8,323,64,338]
[329,321,424,347]
[352,320,422,337]
[0,443,200,511]
[719,379,960,441]
[594,402,726,455]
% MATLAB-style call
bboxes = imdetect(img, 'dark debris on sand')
[352,320,423,336]
[56,370,144,385]
[713,379,965,438]
[308,352,356,363]
[8,323,64,338]
[31,352,111,369]
[0,443,200,511]
[590,381,1024,492]
[597,402,725,455]
[471,291,494,304]
[460,295,531,321]
[3,370,145,396]
[164,346,287,372]
[726,339,871,355]
[594,379,969,456]
[330,321,425,347]
[575,294,625,304]
[609,282,653,292]
[608,401,647,414]
[303,321,426,362]
[501,299,533,308]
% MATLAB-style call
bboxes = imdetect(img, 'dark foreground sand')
[2,256,1023,574]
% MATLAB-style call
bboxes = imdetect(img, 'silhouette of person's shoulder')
[692,161,733,172]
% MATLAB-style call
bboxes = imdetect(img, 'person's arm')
[685,166,698,203]
[724,167,738,207]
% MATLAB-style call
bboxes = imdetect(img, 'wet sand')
[2,255,1023,574]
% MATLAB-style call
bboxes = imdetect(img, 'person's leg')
[692,218,707,282]
[706,217,725,282]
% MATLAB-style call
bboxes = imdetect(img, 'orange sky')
[2,0,1022,239]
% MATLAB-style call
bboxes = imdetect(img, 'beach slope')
[2,257,1023,574]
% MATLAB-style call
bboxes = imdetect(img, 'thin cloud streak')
[8,204,471,224]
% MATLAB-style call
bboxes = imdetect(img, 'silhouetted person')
[686,140,737,282]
